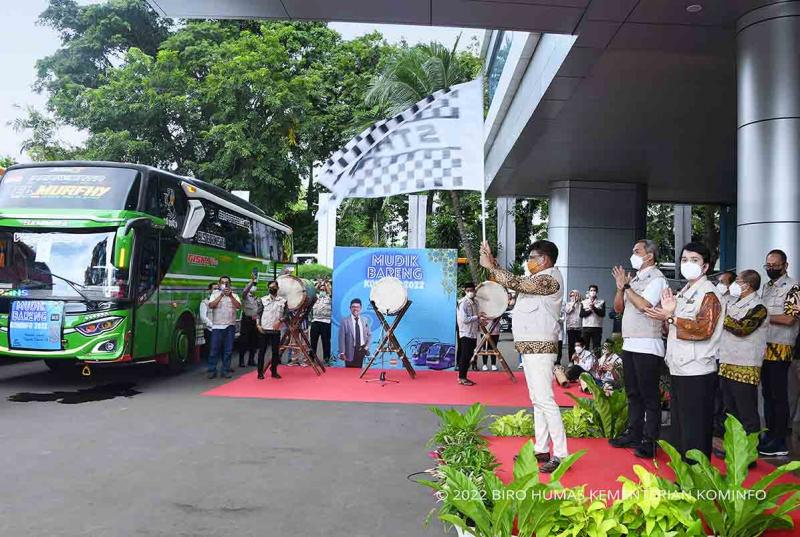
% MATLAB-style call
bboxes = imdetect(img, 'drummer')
[256,280,288,380]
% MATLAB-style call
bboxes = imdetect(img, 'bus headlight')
[75,317,123,337]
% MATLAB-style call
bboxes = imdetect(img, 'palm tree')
[365,39,482,283]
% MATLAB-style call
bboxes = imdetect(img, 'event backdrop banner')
[331,247,457,370]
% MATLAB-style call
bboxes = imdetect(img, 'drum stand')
[280,303,326,376]
[471,318,516,382]
[360,300,416,381]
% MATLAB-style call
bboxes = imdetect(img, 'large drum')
[370,276,408,315]
[475,280,508,320]
[277,274,317,311]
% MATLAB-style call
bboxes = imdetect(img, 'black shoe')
[759,438,789,457]
[207,372,217,379]
[609,430,641,449]
[257,373,265,380]
[634,440,655,459]
[539,457,561,474]
[222,372,233,379]
[271,372,282,379]
[512,452,551,463]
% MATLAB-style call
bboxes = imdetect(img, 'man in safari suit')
[338,298,372,368]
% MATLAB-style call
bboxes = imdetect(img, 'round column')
[736,2,800,272]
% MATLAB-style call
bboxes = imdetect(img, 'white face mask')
[715,282,728,294]
[630,254,644,270]
[466,291,475,299]
[575,346,584,354]
[729,282,743,298]
[681,262,703,280]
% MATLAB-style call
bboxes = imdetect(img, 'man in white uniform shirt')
[609,239,667,458]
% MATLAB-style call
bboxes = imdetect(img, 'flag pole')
[480,188,486,242]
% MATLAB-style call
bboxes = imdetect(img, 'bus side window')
[157,175,188,232]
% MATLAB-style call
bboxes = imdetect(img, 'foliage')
[647,202,721,269]
[428,403,489,449]
[553,495,628,537]
[562,406,601,439]
[421,440,587,537]
[0,156,16,169]
[567,373,628,438]
[488,410,534,437]
[613,465,704,537]
[659,414,800,537]
[296,264,332,280]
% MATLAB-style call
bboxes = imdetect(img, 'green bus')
[0,162,293,372]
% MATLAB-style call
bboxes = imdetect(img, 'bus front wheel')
[166,316,195,373]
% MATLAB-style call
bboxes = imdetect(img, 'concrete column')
[736,2,800,273]
[496,197,516,269]
[548,181,646,336]
[407,194,428,249]
[317,193,336,267]
[673,204,692,269]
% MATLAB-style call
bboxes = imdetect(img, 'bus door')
[132,229,160,359]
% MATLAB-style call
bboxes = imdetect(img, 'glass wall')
[487,31,513,105]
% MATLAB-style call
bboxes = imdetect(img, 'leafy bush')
[562,406,601,439]
[567,372,628,438]
[488,410,534,437]
[659,415,800,537]
[421,440,587,537]
[296,263,332,280]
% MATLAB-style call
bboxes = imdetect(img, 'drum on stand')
[370,276,408,315]
[474,280,508,320]
[277,274,317,311]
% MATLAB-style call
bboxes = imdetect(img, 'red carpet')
[488,436,800,536]
[203,366,587,407]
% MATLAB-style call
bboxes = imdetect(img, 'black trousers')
[566,329,582,356]
[712,362,726,438]
[670,372,717,460]
[238,316,258,364]
[720,376,760,435]
[762,360,790,440]
[582,327,603,352]
[310,321,331,362]
[566,365,587,382]
[458,336,476,379]
[202,328,212,361]
[621,351,663,442]
[257,330,281,375]
[345,347,367,368]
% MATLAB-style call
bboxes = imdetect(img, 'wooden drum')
[370,276,408,315]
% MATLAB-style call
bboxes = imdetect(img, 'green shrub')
[488,410,534,437]
[562,406,601,438]
[567,372,628,438]
[659,414,800,537]
[296,263,332,280]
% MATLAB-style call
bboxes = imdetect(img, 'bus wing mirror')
[123,217,153,236]
[182,200,205,240]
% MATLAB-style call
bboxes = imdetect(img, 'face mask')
[269,288,278,295]
[526,260,540,275]
[588,291,597,298]
[729,282,743,298]
[630,254,644,270]
[767,269,783,281]
[716,283,728,294]
[680,262,703,280]
[575,346,584,354]
[466,291,476,299]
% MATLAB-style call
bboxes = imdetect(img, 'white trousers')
[522,353,569,459]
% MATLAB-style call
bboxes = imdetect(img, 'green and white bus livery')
[0,162,292,372]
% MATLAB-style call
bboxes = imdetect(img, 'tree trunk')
[449,190,480,284]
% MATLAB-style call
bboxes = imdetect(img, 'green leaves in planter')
[615,465,704,537]
[562,405,601,438]
[420,440,587,537]
[428,403,488,448]
[554,496,628,537]
[489,409,534,437]
[567,372,628,439]
[658,414,800,537]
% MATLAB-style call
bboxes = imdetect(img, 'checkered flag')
[316,78,484,220]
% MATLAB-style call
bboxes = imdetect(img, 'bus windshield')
[0,166,140,211]
[0,230,129,302]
